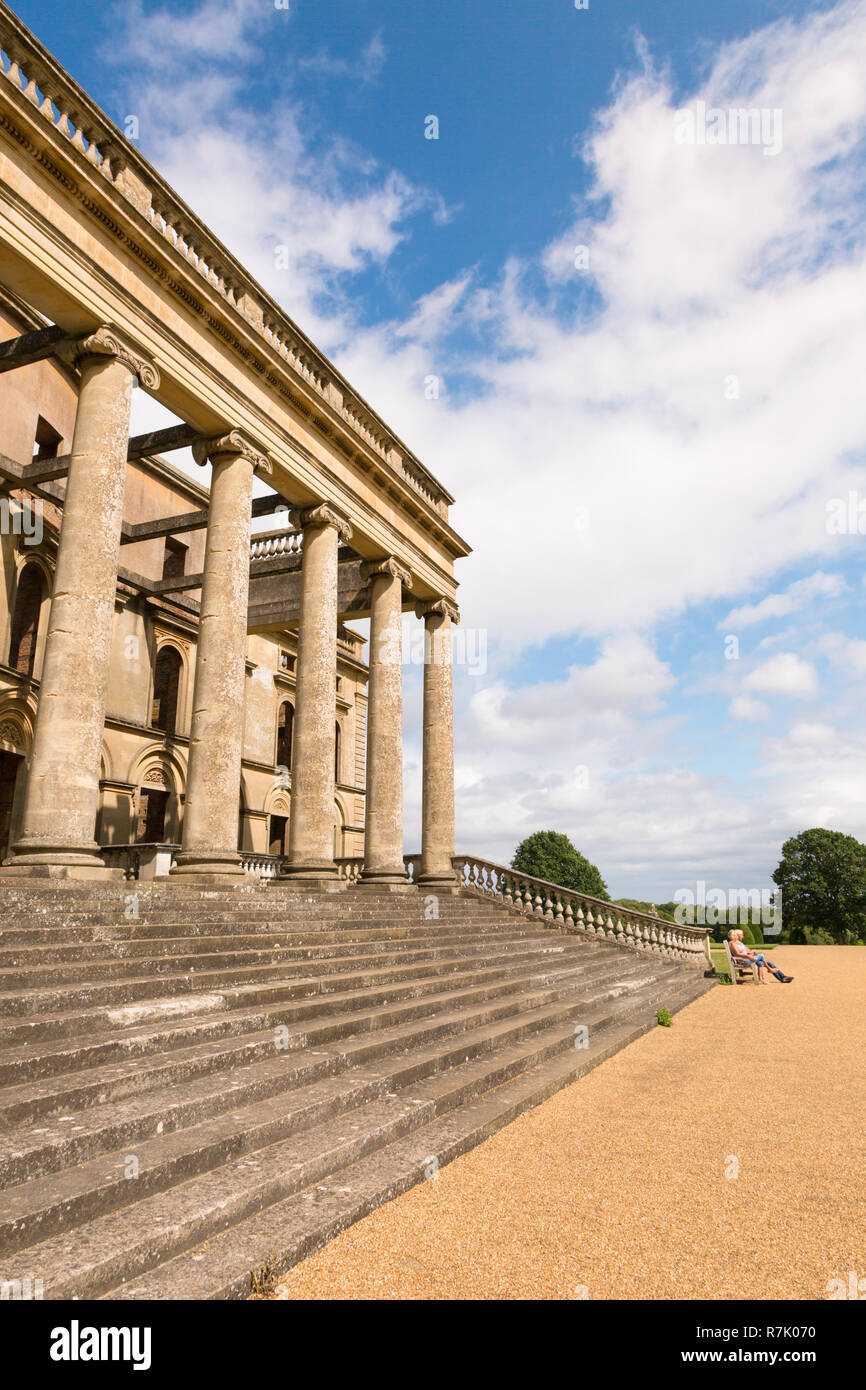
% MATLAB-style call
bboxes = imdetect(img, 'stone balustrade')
[345,852,710,968]
[0,11,452,522]
[335,856,364,885]
[249,529,302,562]
[240,852,281,880]
[450,854,712,968]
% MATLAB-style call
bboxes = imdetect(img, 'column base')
[169,851,249,890]
[417,873,463,894]
[276,861,346,891]
[357,872,414,894]
[0,843,117,881]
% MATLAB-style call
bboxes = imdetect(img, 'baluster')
[564,899,575,932]
[533,886,544,919]
[554,893,565,927]
[543,891,554,922]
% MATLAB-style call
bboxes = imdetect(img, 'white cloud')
[729,694,770,722]
[720,571,847,629]
[743,652,818,698]
[818,629,866,666]
[299,34,388,86]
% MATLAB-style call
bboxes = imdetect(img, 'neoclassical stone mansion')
[0,7,718,1304]
[0,1,469,889]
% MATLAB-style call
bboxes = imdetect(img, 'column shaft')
[282,505,351,884]
[417,600,459,888]
[361,560,411,886]
[3,330,158,878]
[171,432,267,884]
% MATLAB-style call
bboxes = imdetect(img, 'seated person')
[728,928,793,983]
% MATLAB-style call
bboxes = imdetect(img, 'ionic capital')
[362,556,413,590]
[58,324,160,390]
[290,503,353,543]
[192,429,272,477]
[415,597,460,625]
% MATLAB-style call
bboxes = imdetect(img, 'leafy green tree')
[614,899,677,922]
[772,828,866,944]
[512,831,609,900]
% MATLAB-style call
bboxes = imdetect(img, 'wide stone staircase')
[0,880,714,1299]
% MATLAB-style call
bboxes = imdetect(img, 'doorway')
[269,814,288,857]
[136,787,169,843]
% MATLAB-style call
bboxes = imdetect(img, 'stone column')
[171,431,270,886]
[281,503,352,886]
[2,327,159,878]
[360,557,412,889]
[416,598,460,889]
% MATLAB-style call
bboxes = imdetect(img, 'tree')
[511,831,610,900]
[772,828,866,944]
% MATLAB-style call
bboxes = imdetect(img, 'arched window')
[151,646,182,735]
[334,721,342,784]
[276,701,294,772]
[8,563,45,677]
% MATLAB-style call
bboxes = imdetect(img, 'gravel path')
[272,947,865,1300]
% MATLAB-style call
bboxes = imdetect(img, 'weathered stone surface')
[361,559,412,886]
[2,341,154,877]
[171,434,268,886]
[281,507,351,884]
[416,599,460,888]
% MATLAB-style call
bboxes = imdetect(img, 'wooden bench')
[724,939,759,984]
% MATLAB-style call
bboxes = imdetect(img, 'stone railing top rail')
[0,3,454,521]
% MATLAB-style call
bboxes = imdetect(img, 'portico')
[0,3,469,890]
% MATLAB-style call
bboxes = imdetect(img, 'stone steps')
[0,950,650,1153]
[0,886,714,1298]
[0,943,641,1087]
[0,924,555,984]
[0,936,615,1041]
[0,953,647,1130]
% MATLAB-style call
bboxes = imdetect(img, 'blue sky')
[12,0,866,898]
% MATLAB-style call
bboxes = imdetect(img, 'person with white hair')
[728,928,793,983]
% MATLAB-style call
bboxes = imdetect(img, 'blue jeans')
[754,953,783,978]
